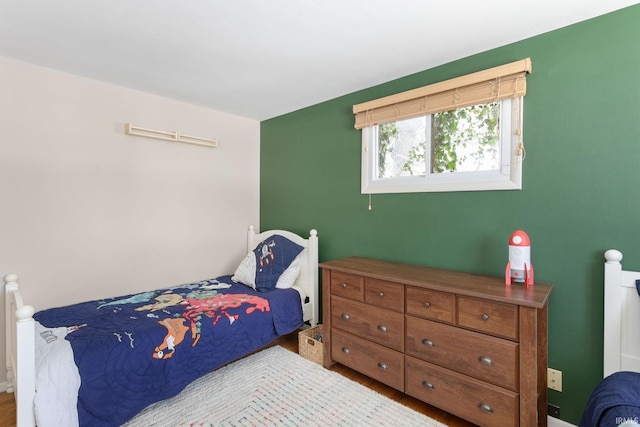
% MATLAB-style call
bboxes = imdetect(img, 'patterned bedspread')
[33,275,304,427]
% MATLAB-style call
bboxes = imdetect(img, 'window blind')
[353,58,531,130]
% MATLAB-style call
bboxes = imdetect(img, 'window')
[354,59,531,194]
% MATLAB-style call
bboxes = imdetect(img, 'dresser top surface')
[320,256,552,308]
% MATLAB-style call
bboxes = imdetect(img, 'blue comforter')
[580,371,640,427]
[34,275,303,427]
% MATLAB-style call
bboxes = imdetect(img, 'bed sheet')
[33,275,303,427]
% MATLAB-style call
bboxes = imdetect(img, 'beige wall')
[0,56,260,385]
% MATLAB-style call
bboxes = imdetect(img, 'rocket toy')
[505,229,534,286]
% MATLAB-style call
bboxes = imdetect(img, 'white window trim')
[361,97,524,194]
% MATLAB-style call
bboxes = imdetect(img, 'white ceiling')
[1,1,638,121]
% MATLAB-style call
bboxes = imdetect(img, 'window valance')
[353,58,532,130]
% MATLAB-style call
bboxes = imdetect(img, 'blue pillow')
[253,235,304,292]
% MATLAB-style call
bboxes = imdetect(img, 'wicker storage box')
[298,324,324,365]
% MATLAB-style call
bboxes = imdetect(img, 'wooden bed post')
[4,274,36,427]
[307,229,319,326]
[4,275,13,393]
[247,225,256,255]
[603,249,623,377]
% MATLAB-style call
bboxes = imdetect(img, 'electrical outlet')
[548,403,561,418]
[548,368,562,392]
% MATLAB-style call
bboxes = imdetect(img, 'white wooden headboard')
[603,249,640,377]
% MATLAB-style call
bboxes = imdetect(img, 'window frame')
[361,97,523,194]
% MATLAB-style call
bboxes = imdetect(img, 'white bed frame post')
[4,274,36,427]
[307,229,319,326]
[604,250,623,377]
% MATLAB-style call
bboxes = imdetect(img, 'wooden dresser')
[320,257,552,427]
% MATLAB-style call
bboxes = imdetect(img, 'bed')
[5,226,318,427]
[580,249,640,427]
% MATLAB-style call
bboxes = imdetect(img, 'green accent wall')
[261,5,640,424]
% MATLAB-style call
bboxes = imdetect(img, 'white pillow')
[232,252,257,289]
[275,255,301,289]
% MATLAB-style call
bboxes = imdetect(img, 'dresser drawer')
[406,356,518,427]
[332,296,404,351]
[406,286,455,323]
[364,278,404,313]
[405,316,518,390]
[332,329,404,391]
[458,297,519,340]
[330,271,364,301]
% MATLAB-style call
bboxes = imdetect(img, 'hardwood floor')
[0,330,475,427]
[0,388,16,427]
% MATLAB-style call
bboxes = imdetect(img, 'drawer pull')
[378,292,385,297]
[423,302,431,309]
[421,380,435,390]
[377,324,388,333]
[421,339,435,348]
[341,283,347,288]
[478,356,494,366]
[341,313,351,320]
[341,347,350,355]
[377,362,388,371]
[481,313,490,321]
[478,403,494,414]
